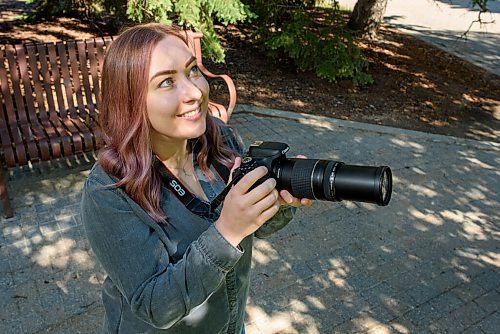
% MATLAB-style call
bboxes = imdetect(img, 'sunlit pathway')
[339,0,500,76]
[1,106,498,333]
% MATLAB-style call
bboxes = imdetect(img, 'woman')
[81,23,311,334]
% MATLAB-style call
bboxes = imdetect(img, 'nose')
[181,77,204,104]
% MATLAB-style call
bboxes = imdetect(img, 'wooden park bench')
[0,30,236,218]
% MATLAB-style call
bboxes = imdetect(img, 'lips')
[177,106,201,118]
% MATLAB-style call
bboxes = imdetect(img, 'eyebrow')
[150,69,176,82]
[185,56,197,68]
[149,56,197,82]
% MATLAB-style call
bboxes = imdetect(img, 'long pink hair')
[98,23,236,222]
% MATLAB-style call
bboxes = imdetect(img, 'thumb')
[228,156,242,184]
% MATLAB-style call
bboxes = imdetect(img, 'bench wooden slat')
[78,40,104,149]
[0,49,18,127]
[66,117,94,151]
[0,99,16,167]
[37,45,57,119]
[49,43,87,154]
[47,44,68,121]
[6,46,39,162]
[77,40,96,120]
[40,43,75,157]
[57,42,77,119]
[95,38,106,77]
[87,36,112,151]
[67,41,96,151]
[26,44,49,122]
[29,44,68,158]
[6,46,28,125]
[18,46,38,120]
[17,45,52,161]
[61,117,84,152]
[86,39,101,107]
[0,48,24,166]
[51,120,74,157]
[77,40,101,150]
[68,41,87,119]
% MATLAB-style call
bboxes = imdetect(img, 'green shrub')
[245,0,373,84]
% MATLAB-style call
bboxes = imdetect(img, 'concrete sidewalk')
[1,105,498,333]
[339,0,500,76]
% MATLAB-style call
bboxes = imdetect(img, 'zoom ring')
[290,160,317,199]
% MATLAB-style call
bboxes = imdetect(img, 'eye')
[159,78,173,88]
[189,65,201,77]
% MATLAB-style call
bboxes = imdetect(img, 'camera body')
[231,141,289,188]
[231,141,392,206]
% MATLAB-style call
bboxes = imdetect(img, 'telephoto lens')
[232,141,393,207]
[276,159,392,206]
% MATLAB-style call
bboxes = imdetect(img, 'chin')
[190,119,207,139]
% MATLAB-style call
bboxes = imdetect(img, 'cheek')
[147,90,178,114]
[146,94,177,129]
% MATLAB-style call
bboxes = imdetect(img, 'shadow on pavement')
[1,110,499,333]
[435,0,500,14]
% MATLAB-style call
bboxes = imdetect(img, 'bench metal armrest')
[185,31,237,122]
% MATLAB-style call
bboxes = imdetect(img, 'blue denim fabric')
[81,122,295,333]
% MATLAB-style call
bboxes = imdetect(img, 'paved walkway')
[339,0,500,76]
[1,105,498,333]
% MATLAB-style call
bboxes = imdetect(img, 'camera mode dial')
[232,157,271,192]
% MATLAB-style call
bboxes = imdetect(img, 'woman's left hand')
[278,155,314,208]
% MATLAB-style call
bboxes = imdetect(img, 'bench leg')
[0,166,13,218]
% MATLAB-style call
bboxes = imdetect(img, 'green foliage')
[245,0,373,84]
[26,0,87,19]
[25,0,494,73]
[126,0,254,62]
[26,0,252,62]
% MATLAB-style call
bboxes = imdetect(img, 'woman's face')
[146,35,209,148]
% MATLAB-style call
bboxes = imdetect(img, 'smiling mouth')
[178,107,201,118]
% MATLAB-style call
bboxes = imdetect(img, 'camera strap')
[153,155,232,217]
[209,178,236,213]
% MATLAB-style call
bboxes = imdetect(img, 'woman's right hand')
[215,157,280,247]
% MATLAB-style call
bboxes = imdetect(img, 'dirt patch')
[1,2,499,142]
[207,24,499,142]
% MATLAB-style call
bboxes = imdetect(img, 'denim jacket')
[81,123,295,333]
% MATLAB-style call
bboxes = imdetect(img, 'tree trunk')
[347,0,388,39]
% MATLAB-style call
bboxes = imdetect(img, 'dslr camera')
[231,141,392,206]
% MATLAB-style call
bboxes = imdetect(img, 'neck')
[153,139,190,170]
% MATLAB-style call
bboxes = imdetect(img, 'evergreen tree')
[126,0,254,62]
[27,0,253,62]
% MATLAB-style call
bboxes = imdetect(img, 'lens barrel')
[334,164,392,206]
[275,158,392,206]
